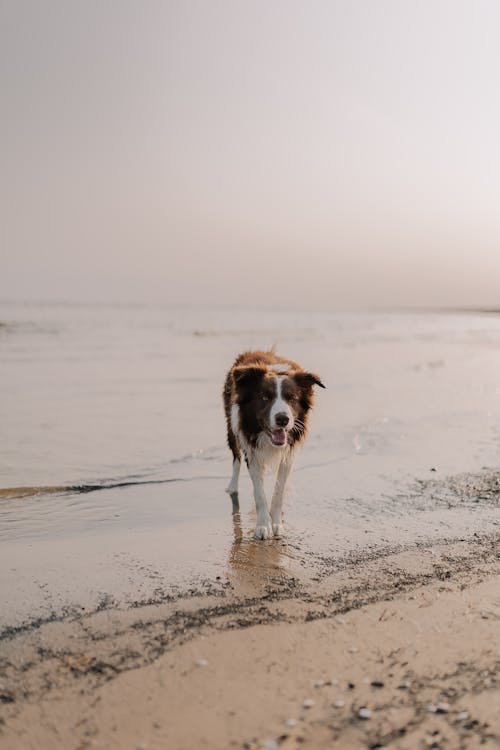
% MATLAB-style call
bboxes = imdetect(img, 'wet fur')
[223,350,325,539]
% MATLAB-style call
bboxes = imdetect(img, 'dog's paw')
[254,523,273,540]
[272,523,284,538]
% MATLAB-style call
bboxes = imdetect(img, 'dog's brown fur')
[224,350,324,456]
[223,350,324,539]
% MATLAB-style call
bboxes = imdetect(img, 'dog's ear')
[232,365,267,388]
[294,371,326,389]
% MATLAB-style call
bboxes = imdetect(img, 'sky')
[2,0,500,309]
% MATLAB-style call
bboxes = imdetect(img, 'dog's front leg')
[270,456,293,537]
[247,459,272,540]
[226,457,240,495]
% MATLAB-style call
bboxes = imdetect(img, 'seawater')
[2,302,500,493]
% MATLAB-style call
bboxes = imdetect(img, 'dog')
[223,350,325,539]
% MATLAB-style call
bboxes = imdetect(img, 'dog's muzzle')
[270,428,287,446]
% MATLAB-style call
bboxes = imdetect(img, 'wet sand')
[1,481,499,749]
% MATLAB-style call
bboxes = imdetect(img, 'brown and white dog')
[223,350,325,539]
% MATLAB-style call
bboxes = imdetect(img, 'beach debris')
[425,740,442,750]
[370,680,384,688]
[62,654,94,673]
[330,678,339,685]
[285,718,298,728]
[302,698,315,709]
[333,699,345,708]
[348,645,359,653]
[456,711,469,721]
[313,679,325,688]
[425,701,451,715]
[358,707,372,719]
[261,740,278,750]
[195,659,208,668]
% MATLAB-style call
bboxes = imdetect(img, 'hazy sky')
[2,1,500,309]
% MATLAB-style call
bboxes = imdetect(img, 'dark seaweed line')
[69,478,186,494]
[2,531,497,647]
[0,474,225,501]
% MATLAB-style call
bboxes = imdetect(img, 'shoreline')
[2,522,499,748]
[2,465,500,635]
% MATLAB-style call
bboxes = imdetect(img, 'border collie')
[223,350,325,539]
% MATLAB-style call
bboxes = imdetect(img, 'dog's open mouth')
[270,428,287,446]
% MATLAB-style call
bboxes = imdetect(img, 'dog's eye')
[259,394,270,402]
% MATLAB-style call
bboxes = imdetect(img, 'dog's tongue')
[271,428,287,446]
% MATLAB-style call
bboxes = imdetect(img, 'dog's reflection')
[227,492,292,595]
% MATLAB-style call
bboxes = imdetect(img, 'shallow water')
[1,303,500,629]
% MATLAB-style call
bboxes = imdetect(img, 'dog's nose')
[275,412,290,427]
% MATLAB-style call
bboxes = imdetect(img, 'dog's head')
[233,365,325,447]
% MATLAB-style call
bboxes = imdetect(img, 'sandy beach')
[1,305,500,748]
[4,1,500,745]
[1,513,499,749]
